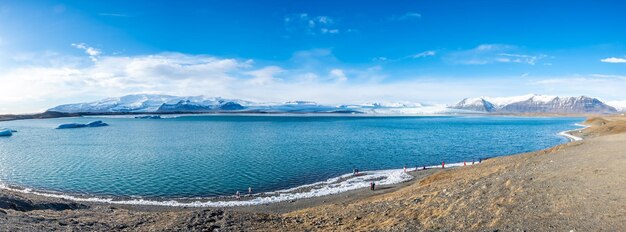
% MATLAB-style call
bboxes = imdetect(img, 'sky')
[0,0,625,113]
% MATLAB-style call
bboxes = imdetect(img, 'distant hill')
[451,94,617,114]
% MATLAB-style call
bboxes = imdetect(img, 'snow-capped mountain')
[48,94,456,115]
[452,94,617,114]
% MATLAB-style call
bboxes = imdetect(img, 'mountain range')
[47,94,452,115]
[451,94,618,114]
[47,94,622,115]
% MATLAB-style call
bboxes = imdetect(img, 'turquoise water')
[0,115,581,200]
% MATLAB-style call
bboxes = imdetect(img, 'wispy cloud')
[590,74,626,80]
[600,57,626,63]
[390,12,422,21]
[497,53,545,65]
[412,50,436,58]
[372,57,388,62]
[446,44,547,65]
[98,13,129,17]
[71,43,101,62]
[284,13,340,35]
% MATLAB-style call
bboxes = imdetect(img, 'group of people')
[235,186,254,200]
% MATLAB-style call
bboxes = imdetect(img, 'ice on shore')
[1,162,477,208]
[56,121,109,129]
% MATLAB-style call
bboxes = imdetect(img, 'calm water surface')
[0,115,582,198]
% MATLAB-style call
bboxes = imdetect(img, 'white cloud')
[497,53,545,65]
[0,50,525,113]
[446,44,547,65]
[600,57,626,63]
[390,12,422,21]
[284,13,340,35]
[329,69,348,82]
[245,66,284,85]
[529,74,626,101]
[320,28,340,34]
[71,43,101,61]
[412,50,436,58]
[2,49,625,114]
[98,13,128,17]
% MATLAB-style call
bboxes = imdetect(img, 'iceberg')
[86,120,109,127]
[56,121,109,129]
[134,115,162,119]
[0,129,13,137]
[56,123,88,129]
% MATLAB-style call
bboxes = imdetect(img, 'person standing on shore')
[236,191,240,200]
[248,187,252,195]
[370,181,376,191]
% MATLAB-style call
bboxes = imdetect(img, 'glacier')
[47,94,460,115]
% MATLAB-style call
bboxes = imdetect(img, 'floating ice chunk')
[86,120,108,127]
[56,123,88,129]
[56,121,108,129]
[0,129,13,136]
[134,115,162,119]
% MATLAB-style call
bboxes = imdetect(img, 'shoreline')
[558,123,588,141]
[0,162,477,209]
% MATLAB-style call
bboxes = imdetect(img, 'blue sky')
[0,0,625,113]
